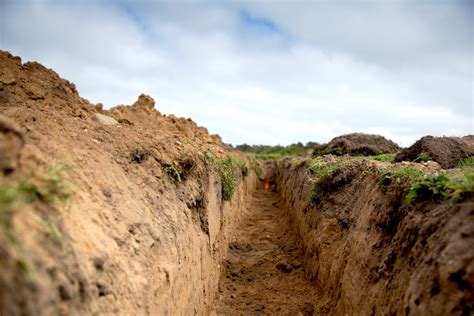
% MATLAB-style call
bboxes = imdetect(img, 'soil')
[314,132,400,156]
[395,135,474,168]
[1,50,473,315]
[213,189,319,315]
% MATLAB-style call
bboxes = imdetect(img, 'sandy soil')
[213,188,319,315]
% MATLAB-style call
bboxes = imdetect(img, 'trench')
[212,187,319,315]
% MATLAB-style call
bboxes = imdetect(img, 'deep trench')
[212,187,319,315]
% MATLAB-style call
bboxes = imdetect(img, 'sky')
[1,0,473,146]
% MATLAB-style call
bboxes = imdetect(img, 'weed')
[163,163,181,182]
[406,170,474,204]
[457,156,474,169]
[406,174,450,204]
[204,150,216,164]
[220,156,237,201]
[204,151,238,201]
[231,156,249,177]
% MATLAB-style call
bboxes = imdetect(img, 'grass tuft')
[163,163,181,182]
[406,170,474,204]
[457,156,474,169]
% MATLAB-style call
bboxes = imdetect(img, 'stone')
[92,113,118,125]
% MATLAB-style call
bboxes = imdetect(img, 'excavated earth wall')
[272,158,473,315]
[0,50,258,315]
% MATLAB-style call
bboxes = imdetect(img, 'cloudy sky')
[1,0,472,146]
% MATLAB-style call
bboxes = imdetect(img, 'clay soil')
[213,188,319,315]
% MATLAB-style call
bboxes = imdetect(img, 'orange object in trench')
[264,179,271,190]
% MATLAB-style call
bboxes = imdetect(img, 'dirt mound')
[314,132,400,156]
[395,136,474,168]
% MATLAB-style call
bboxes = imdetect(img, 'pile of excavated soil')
[314,132,400,156]
[0,50,258,315]
[395,136,474,168]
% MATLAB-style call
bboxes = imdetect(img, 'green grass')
[457,156,474,169]
[205,151,238,201]
[309,158,348,180]
[308,158,349,204]
[379,167,424,186]
[0,165,71,283]
[163,163,181,182]
[237,142,310,160]
[220,156,237,201]
[312,147,342,158]
[368,153,397,162]
[406,170,474,204]
[255,153,284,160]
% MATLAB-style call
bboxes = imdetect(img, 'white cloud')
[0,0,472,146]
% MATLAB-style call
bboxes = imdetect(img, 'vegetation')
[366,152,397,162]
[308,158,349,205]
[379,167,423,186]
[457,156,474,169]
[163,163,181,182]
[312,147,342,158]
[0,165,72,282]
[220,156,237,201]
[236,142,315,160]
[406,170,474,204]
[205,151,238,201]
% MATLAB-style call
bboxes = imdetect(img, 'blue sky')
[1,0,472,146]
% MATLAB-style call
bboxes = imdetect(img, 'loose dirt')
[214,188,319,315]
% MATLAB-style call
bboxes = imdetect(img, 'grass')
[457,156,474,169]
[237,142,310,160]
[219,156,237,201]
[255,153,284,160]
[312,147,342,158]
[309,158,348,179]
[205,151,238,201]
[368,153,397,162]
[163,163,181,182]
[379,167,423,186]
[0,164,72,283]
[308,158,349,205]
[406,170,474,204]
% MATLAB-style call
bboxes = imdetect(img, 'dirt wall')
[0,50,258,315]
[273,158,473,315]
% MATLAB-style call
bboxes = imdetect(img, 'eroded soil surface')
[214,189,319,315]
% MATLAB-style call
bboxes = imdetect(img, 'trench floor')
[213,188,319,315]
